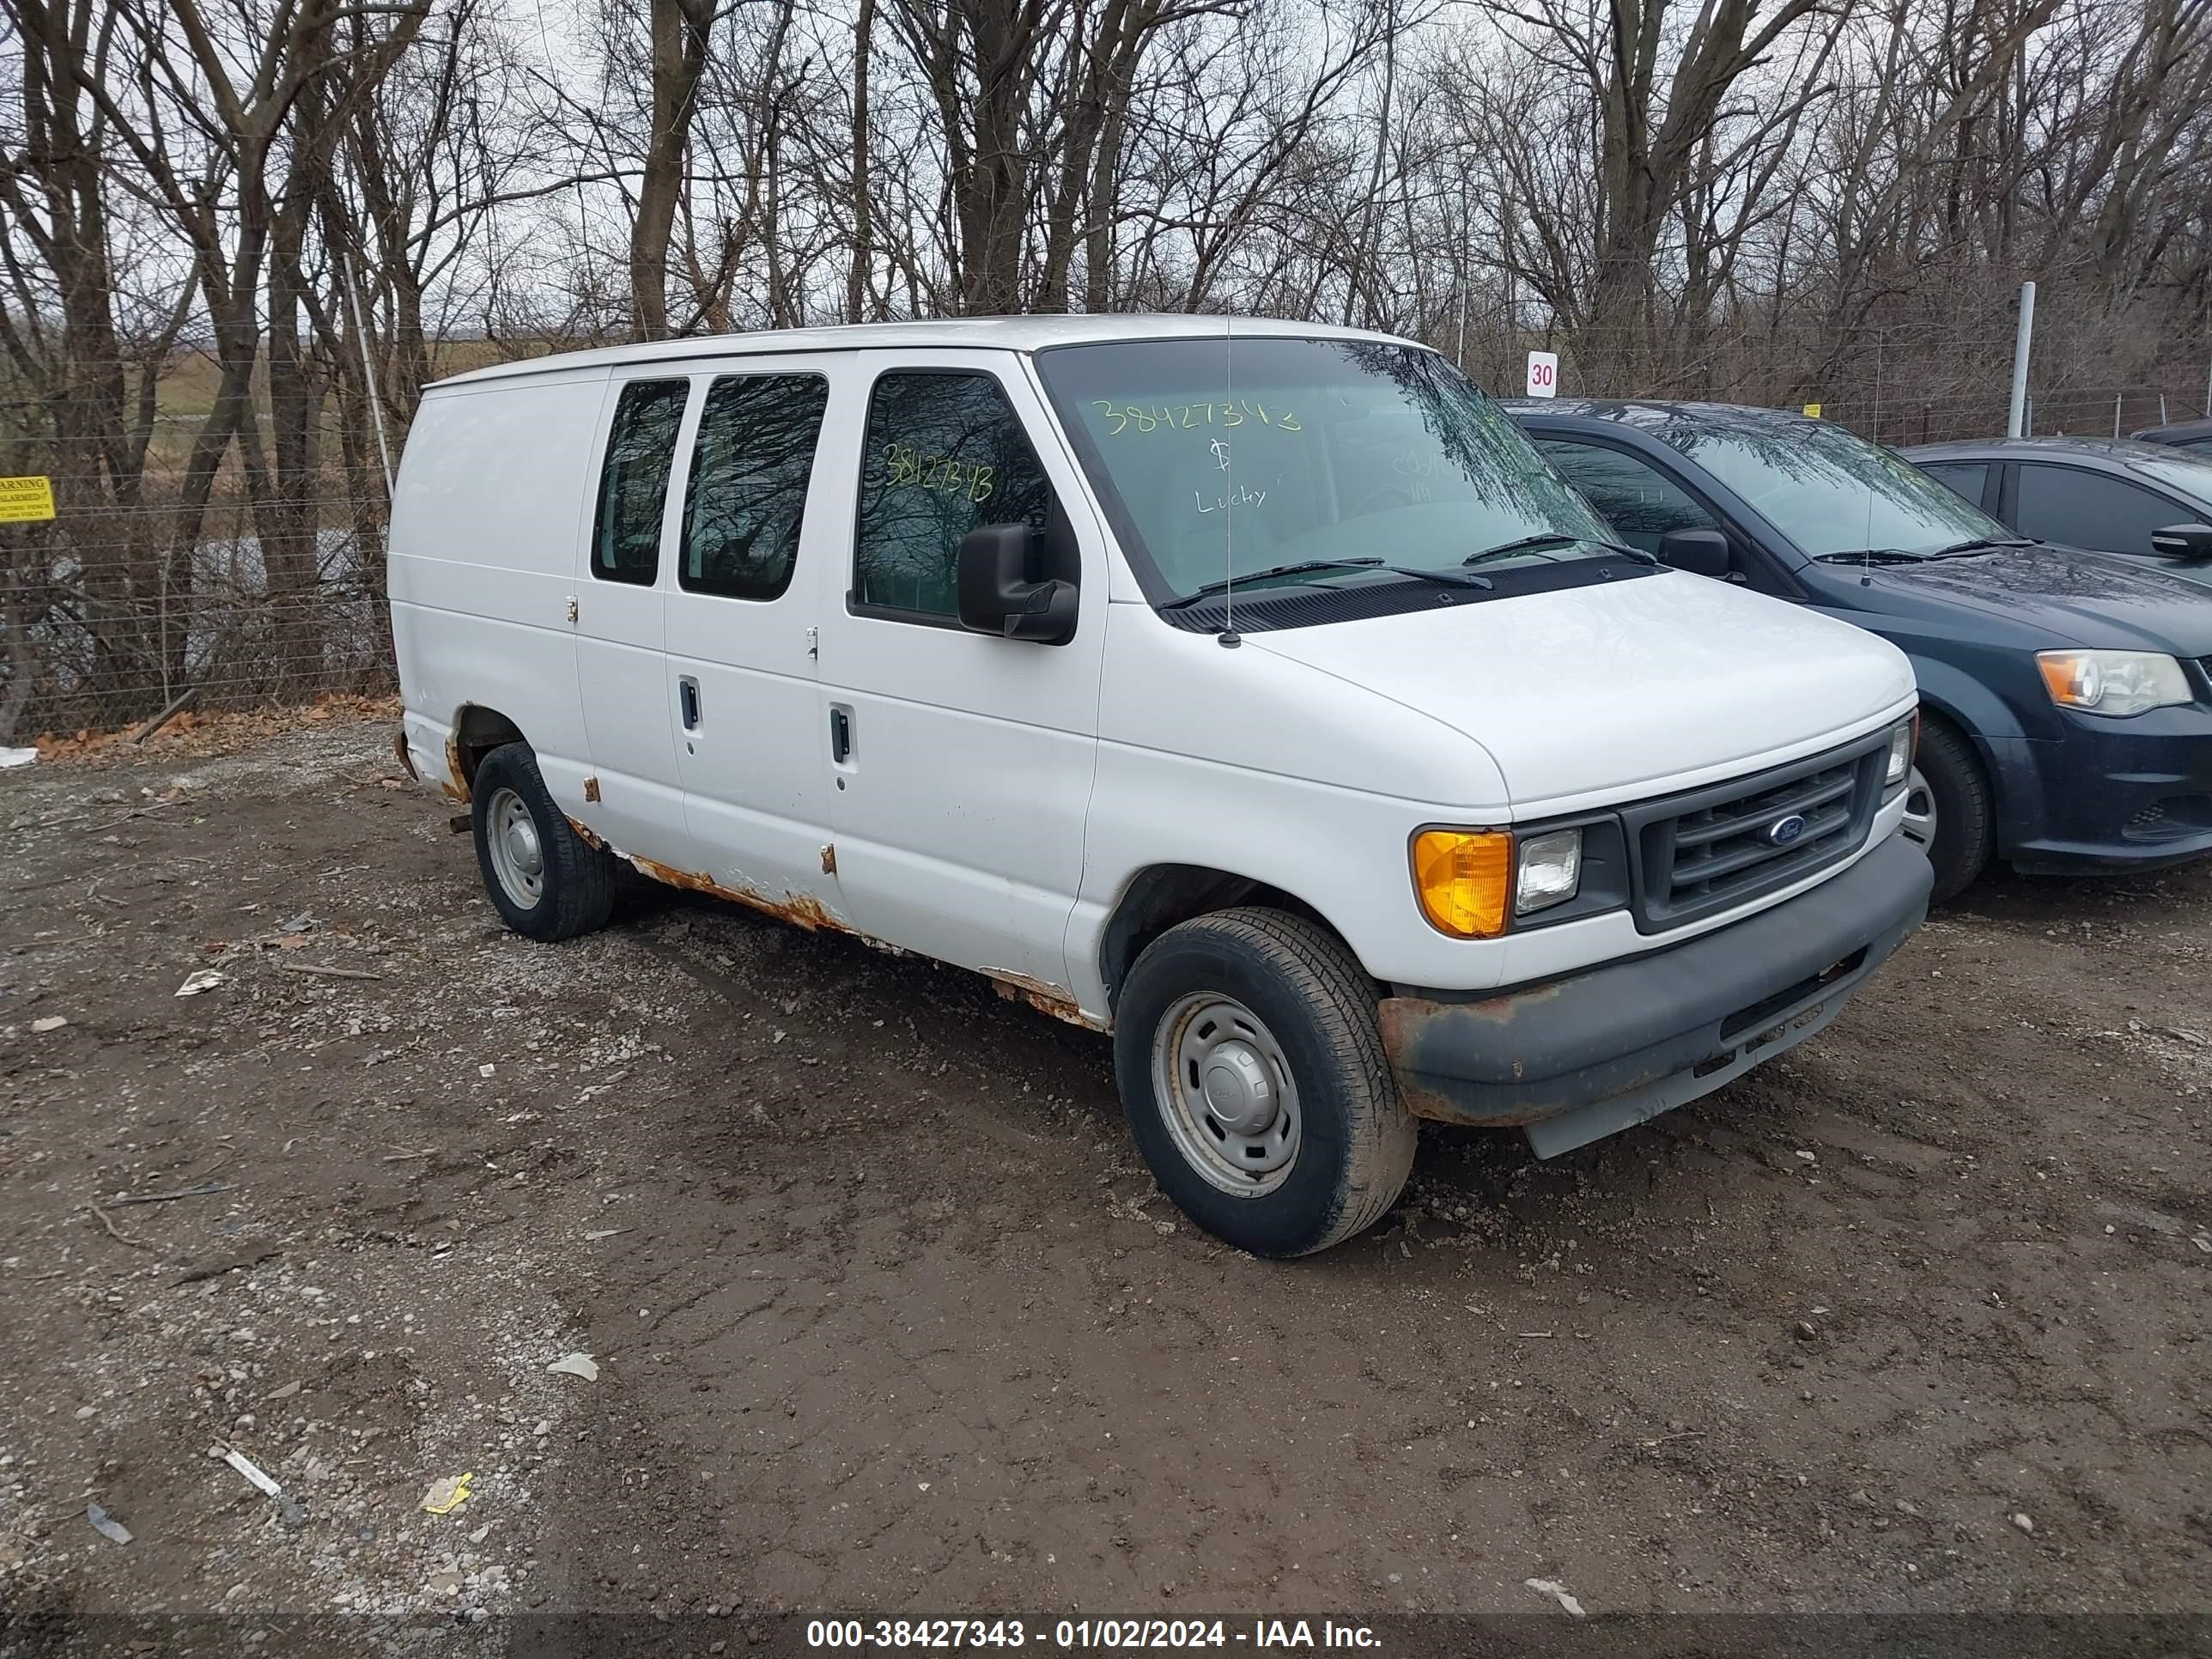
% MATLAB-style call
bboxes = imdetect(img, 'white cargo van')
[391,318,1929,1256]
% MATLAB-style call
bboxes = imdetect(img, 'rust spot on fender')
[985,969,1107,1031]
[583,775,601,803]
[392,729,420,781]
[441,736,471,804]
[566,817,606,851]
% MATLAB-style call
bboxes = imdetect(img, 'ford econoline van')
[390,318,1931,1256]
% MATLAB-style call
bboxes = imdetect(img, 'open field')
[2,715,2209,1652]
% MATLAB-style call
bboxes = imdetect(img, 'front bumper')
[1989,709,2212,874]
[1375,833,1931,1157]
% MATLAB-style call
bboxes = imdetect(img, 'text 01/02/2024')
[804,1620,1383,1650]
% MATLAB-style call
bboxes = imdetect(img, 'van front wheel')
[471,743,616,941]
[1114,908,1416,1257]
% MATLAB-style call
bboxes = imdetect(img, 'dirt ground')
[3,714,2209,1650]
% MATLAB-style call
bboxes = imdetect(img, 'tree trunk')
[631,0,713,340]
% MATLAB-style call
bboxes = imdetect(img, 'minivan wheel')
[1113,908,1417,1257]
[470,743,616,941]
[1905,719,1992,905]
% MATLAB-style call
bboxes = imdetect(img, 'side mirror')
[1657,527,1732,579]
[957,523,1079,644]
[2149,522,2212,562]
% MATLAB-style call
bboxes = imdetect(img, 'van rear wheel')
[1114,908,1416,1257]
[471,743,616,941]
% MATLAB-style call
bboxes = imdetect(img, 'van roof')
[429,315,1418,390]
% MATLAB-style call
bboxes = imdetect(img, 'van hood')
[1244,569,1912,811]
[1843,545,2212,655]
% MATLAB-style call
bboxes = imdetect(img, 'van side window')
[854,371,1052,620]
[680,374,829,601]
[592,380,689,585]
[1535,438,1717,556]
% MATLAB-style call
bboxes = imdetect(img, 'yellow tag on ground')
[0,477,54,522]
[1802,403,1823,419]
[421,1471,476,1514]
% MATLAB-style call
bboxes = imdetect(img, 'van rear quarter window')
[854,371,1052,620]
[592,380,690,585]
[679,374,829,602]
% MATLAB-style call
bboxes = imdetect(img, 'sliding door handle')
[830,706,853,764]
[678,676,702,731]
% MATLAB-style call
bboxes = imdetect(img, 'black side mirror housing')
[2149,522,2212,562]
[957,523,1079,644]
[1657,527,1732,579]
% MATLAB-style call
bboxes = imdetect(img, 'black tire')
[1113,908,1417,1258]
[471,742,616,941]
[1910,718,1993,905]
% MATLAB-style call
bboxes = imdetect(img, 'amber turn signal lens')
[1411,830,1512,938]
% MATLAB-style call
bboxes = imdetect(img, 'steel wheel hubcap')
[486,787,544,908]
[1153,994,1301,1196]
[1902,767,1937,851]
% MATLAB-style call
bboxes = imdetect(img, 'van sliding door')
[661,361,843,920]
[572,376,695,864]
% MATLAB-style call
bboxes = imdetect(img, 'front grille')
[1621,731,1891,933]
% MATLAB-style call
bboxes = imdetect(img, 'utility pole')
[2006,281,2035,440]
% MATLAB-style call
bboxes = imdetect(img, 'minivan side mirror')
[2149,522,2212,562]
[957,523,1079,644]
[1657,527,1732,579]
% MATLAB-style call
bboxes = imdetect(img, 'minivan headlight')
[2035,650,2191,717]
[1516,829,1583,915]
[1885,718,1915,787]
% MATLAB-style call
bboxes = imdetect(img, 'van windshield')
[1033,337,1620,607]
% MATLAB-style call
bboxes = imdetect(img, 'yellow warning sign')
[1802,403,1823,420]
[0,477,54,522]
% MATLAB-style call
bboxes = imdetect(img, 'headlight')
[2035,650,2191,717]
[1411,826,1584,937]
[1516,828,1583,915]
[1885,719,1915,786]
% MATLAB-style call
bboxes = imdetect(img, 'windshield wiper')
[1161,558,1493,609]
[1813,537,2040,566]
[1928,536,2039,557]
[1462,532,1659,567]
[1812,548,1936,564]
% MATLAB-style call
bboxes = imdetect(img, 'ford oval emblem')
[1767,813,1808,847]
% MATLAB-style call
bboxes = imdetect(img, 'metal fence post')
[2007,281,2036,440]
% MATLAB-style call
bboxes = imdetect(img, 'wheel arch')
[444,703,529,801]
[1097,864,1358,1015]
[1905,664,2011,821]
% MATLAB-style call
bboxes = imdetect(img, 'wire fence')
[1,458,393,742]
[1455,324,2212,445]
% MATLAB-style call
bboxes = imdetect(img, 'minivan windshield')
[1034,337,1621,605]
[2130,453,2212,505]
[1656,416,2008,558]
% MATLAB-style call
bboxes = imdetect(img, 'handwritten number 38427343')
[884,442,994,504]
